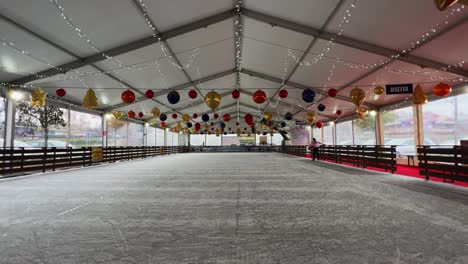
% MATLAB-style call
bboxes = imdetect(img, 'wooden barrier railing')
[281,145,308,157]
[0,146,189,176]
[417,146,468,183]
[320,145,397,173]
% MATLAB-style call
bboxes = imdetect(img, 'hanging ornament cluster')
[30,87,47,107]
[253,89,267,104]
[167,91,180,104]
[205,91,221,110]
[82,89,98,109]
[350,88,366,108]
[188,90,198,99]
[412,85,427,105]
[55,88,66,97]
[432,83,452,97]
[278,89,288,98]
[145,89,155,99]
[121,89,136,104]
[356,106,368,119]
[302,88,315,103]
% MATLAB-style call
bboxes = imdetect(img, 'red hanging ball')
[253,89,267,104]
[127,110,136,118]
[160,122,166,128]
[138,112,144,118]
[221,128,225,132]
[235,121,240,127]
[278,89,288,98]
[232,90,240,99]
[328,88,338,97]
[145,89,155,99]
[188,89,198,99]
[250,122,255,128]
[121,89,136,104]
[213,113,219,119]
[172,113,178,119]
[432,83,452,97]
[210,122,214,126]
[192,113,198,119]
[208,131,212,135]
[228,127,232,131]
[55,88,66,97]
[222,113,231,122]
[211,127,214,131]
[316,121,323,129]
[336,110,342,116]
[194,123,201,131]
[244,113,254,125]
[268,121,273,127]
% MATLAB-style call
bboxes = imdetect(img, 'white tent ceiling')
[1,0,467,128]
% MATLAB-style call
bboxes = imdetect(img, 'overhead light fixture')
[104,113,113,120]
[9,91,24,101]
[329,121,335,126]
[145,123,149,127]
[370,110,377,117]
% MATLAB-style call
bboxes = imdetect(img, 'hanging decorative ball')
[200,131,205,135]
[317,104,326,112]
[260,118,267,125]
[211,127,215,131]
[262,131,267,136]
[236,127,241,136]
[350,87,366,107]
[182,114,190,124]
[268,121,273,127]
[285,112,293,120]
[374,86,385,95]
[356,106,368,119]
[224,132,227,135]
[167,90,180,104]
[145,89,155,99]
[205,91,221,110]
[307,112,316,123]
[281,121,286,128]
[222,113,231,122]
[159,113,167,121]
[112,111,123,120]
[82,88,98,109]
[176,122,182,132]
[172,113,178,119]
[262,112,273,121]
[328,88,338,97]
[413,85,428,105]
[160,122,166,128]
[278,89,288,98]
[244,127,247,131]
[30,87,47,107]
[138,112,143,118]
[336,110,343,116]
[261,123,268,130]
[202,113,210,122]
[187,122,193,128]
[235,121,240,127]
[55,88,66,97]
[151,108,160,118]
[208,131,212,135]
[244,113,254,125]
[432,83,452,97]
[192,113,198,119]
[253,89,267,104]
[121,89,136,104]
[188,89,198,99]
[250,122,256,128]
[232,90,240,99]
[316,121,323,129]
[302,88,316,103]
[213,113,219,119]
[194,123,201,131]
[228,127,232,131]
[128,110,136,119]
[220,122,226,129]
[251,127,256,133]
[210,122,214,126]
[203,123,209,131]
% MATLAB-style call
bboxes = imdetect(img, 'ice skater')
[309,138,322,161]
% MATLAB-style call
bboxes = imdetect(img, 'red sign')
[102,131,107,136]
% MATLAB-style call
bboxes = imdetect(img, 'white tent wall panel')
[0,0,152,57]
[324,0,461,51]
[410,20,468,69]
[177,38,235,81]
[244,0,342,30]
[165,19,234,54]
[141,0,232,32]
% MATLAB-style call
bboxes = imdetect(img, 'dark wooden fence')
[280,145,308,157]
[417,146,468,183]
[320,145,397,173]
[0,146,188,176]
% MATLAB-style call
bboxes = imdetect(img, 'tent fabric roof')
[1,0,467,128]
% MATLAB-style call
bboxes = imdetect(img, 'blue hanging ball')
[202,113,210,122]
[159,113,167,121]
[167,91,180,104]
[318,104,326,112]
[220,122,226,129]
[284,112,293,120]
[262,131,267,136]
[302,88,315,103]
[281,121,286,128]
[223,132,227,135]
[187,122,193,128]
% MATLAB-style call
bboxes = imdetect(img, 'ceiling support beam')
[240,68,376,108]
[104,68,236,111]
[7,8,237,86]
[242,8,468,78]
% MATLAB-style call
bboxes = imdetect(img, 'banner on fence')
[91,147,103,161]
[290,126,310,145]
